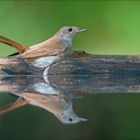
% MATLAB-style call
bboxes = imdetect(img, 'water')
[0,75,140,140]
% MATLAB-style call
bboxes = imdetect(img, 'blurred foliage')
[0,1,140,56]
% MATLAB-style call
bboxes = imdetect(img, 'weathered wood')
[50,54,140,75]
[0,52,140,76]
[0,74,140,94]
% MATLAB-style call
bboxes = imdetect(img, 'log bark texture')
[0,52,140,93]
[0,52,140,76]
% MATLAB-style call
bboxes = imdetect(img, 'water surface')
[0,75,140,140]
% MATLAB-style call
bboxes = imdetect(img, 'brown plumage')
[20,26,87,59]
[0,98,28,116]
[0,26,86,61]
[21,36,68,59]
[0,35,26,53]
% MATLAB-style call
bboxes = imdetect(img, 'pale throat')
[60,35,72,47]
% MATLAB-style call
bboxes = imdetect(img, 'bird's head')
[55,106,87,124]
[55,26,87,44]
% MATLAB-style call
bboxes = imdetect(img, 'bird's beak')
[78,28,87,32]
[79,117,88,122]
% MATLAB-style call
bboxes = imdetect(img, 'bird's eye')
[69,118,73,122]
[68,28,72,32]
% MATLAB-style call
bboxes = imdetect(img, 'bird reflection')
[0,76,87,124]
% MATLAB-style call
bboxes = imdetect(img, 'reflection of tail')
[0,98,28,116]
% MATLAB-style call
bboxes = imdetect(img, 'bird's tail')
[0,98,28,116]
[0,35,26,53]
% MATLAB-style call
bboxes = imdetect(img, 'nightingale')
[0,93,87,124]
[0,26,86,57]
[0,76,87,124]
[20,26,86,58]
[0,26,87,75]
[19,26,87,75]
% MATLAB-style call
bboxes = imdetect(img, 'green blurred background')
[0,0,140,56]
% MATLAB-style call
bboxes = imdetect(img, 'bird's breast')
[31,55,60,68]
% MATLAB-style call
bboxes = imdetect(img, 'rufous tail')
[0,98,28,116]
[0,35,26,53]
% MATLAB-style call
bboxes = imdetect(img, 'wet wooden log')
[1,50,140,93]
[0,52,140,76]
[1,74,140,94]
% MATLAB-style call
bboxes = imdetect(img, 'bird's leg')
[43,66,50,76]
[43,75,50,84]
[0,35,26,53]
[0,97,28,116]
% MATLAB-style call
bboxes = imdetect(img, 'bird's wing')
[21,41,66,59]
[0,35,26,53]
[23,92,65,114]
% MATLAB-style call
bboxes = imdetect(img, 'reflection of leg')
[43,66,50,75]
[0,98,28,116]
[43,75,49,84]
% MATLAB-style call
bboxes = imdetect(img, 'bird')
[20,26,87,75]
[20,26,87,59]
[0,26,87,58]
[0,78,87,124]
[0,93,87,124]
[0,26,87,75]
